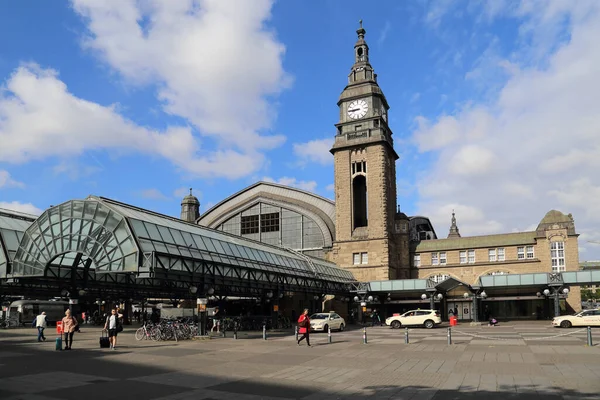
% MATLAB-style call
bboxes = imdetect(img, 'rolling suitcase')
[100,331,110,349]
[55,336,62,351]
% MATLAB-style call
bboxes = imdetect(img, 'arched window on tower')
[353,175,367,229]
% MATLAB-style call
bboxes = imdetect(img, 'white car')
[385,309,442,329]
[552,309,600,328]
[310,313,346,332]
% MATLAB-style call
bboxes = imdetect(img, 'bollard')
[363,327,368,344]
[404,327,409,344]
[447,327,452,345]
[262,324,267,340]
[233,322,238,340]
[587,326,593,347]
[295,325,299,342]
[223,328,226,338]
[328,326,332,344]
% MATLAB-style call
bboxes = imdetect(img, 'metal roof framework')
[6,196,356,299]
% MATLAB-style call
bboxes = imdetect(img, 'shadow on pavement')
[0,328,597,400]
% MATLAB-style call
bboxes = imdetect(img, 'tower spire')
[353,19,369,65]
[448,210,461,238]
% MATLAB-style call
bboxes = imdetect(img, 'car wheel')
[424,320,435,329]
[323,324,329,333]
[339,323,345,332]
[391,320,401,329]
[560,320,572,328]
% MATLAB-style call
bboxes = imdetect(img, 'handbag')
[298,318,307,328]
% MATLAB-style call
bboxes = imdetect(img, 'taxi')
[552,309,600,328]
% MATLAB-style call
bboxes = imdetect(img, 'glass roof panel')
[40,196,357,282]
[157,225,175,244]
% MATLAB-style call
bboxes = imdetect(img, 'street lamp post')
[543,287,569,317]
[421,293,443,311]
[462,290,486,322]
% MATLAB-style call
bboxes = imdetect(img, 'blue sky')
[1,1,600,260]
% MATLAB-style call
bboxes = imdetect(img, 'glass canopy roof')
[97,196,354,283]
[0,208,36,277]
[10,196,355,284]
[12,200,139,277]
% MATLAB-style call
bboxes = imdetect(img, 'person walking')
[35,311,47,342]
[61,310,78,350]
[297,309,311,347]
[104,308,122,350]
[211,307,220,333]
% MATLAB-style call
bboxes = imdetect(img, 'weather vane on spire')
[359,19,363,28]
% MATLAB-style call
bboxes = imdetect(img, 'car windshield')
[310,314,328,319]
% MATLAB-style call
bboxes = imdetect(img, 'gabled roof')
[413,231,537,252]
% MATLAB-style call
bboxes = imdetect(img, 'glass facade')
[217,202,326,257]
[0,211,35,278]
[9,196,354,285]
[11,200,139,276]
[98,197,352,283]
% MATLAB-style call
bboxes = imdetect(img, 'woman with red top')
[297,308,311,347]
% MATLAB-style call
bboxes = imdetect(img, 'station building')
[192,23,583,320]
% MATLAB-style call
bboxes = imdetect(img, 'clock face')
[347,99,369,120]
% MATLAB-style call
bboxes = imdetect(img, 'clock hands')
[348,108,361,113]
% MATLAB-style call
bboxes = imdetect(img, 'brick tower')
[329,21,410,281]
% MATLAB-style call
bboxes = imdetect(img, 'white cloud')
[71,0,290,152]
[292,138,334,166]
[409,92,421,104]
[53,161,102,180]
[139,188,169,201]
[377,21,392,46]
[0,64,263,179]
[413,3,600,247]
[0,201,42,216]
[325,183,334,192]
[263,176,318,192]
[0,170,24,189]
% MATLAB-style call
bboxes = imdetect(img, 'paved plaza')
[1,322,600,399]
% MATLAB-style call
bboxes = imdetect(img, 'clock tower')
[329,21,410,281]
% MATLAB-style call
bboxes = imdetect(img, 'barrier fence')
[189,324,597,347]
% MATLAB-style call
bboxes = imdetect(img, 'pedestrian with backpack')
[297,309,311,347]
[103,308,123,350]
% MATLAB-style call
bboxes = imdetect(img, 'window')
[459,251,467,264]
[489,271,509,276]
[497,248,505,261]
[526,246,534,259]
[439,252,447,265]
[241,215,259,235]
[353,252,368,265]
[488,249,496,262]
[260,212,280,233]
[361,252,368,264]
[431,252,439,265]
[414,254,421,267]
[551,241,565,272]
[517,247,525,260]
[429,274,449,284]
[351,161,367,175]
[468,250,475,263]
[401,223,407,232]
